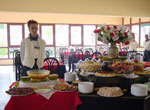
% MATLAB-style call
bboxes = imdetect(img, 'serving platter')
[5,91,34,96]
[97,91,123,97]
[52,83,77,92]
[52,87,77,92]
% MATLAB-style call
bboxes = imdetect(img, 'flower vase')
[108,43,118,58]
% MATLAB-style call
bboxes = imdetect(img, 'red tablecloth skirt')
[144,62,150,68]
[5,91,82,110]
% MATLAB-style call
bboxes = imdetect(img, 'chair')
[13,50,19,69]
[44,57,60,76]
[59,47,69,64]
[84,51,92,60]
[75,49,83,61]
[85,48,93,54]
[14,51,22,81]
[45,50,50,58]
[91,51,102,60]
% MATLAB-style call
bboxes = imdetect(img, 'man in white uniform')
[128,33,139,51]
[20,20,46,76]
[143,34,150,61]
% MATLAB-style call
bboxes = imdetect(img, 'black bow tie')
[29,34,38,41]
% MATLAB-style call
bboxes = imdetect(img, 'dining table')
[5,82,82,110]
[77,91,150,110]
[43,62,66,78]
[144,62,150,68]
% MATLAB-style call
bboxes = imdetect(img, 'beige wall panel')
[0,12,122,24]
[141,18,150,22]
[0,0,149,17]
[124,17,130,25]
[132,18,139,24]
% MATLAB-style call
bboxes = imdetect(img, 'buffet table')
[77,92,150,110]
[5,91,81,110]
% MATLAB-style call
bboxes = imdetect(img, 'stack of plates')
[78,82,94,94]
[131,84,148,96]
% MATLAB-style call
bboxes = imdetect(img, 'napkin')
[35,89,55,100]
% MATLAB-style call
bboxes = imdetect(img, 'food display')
[97,86,123,97]
[95,71,116,77]
[6,87,34,96]
[99,56,113,62]
[133,59,145,70]
[78,61,102,72]
[48,74,58,80]
[20,76,31,82]
[53,83,77,92]
[110,61,134,74]
[27,69,49,79]
[134,70,150,75]
[30,78,48,82]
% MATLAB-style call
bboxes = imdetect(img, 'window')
[141,24,150,47]
[9,25,22,45]
[0,48,8,58]
[0,24,7,47]
[71,26,82,45]
[41,25,54,45]
[55,25,69,46]
[25,24,29,38]
[45,47,54,57]
[132,25,139,45]
[83,25,96,46]
[9,48,20,58]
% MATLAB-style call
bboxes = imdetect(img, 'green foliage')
[0,24,6,29]
[0,48,8,57]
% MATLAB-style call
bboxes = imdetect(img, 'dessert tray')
[6,87,34,96]
[97,87,123,97]
[52,83,77,92]
[95,72,117,77]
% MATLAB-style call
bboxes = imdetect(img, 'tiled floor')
[0,66,15,110]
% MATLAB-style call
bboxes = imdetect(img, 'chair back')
[75,49,83,61]
[85,48,93,53]
[84,51,91,60]
[62,48,69,58]
[92,51,102,60]
[45,50,50,58]
[44,57,60,75]
[14,50,22,81]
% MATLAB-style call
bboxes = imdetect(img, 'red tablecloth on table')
[144,62,150,68]
[43,62,64,71]
[5,84,82,110]
[62,52,88,60]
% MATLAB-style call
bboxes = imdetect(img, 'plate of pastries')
[52,83,77,92]
[6,87,34,96]
[97,86,123,97]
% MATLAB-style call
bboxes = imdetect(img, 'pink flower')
[125,40,130,45]
[111,32,115,37]
[107,26,110,30]
[94,29,101,33]
[114,25,117,29]
[116,41,120,44]
[124,32,127,36]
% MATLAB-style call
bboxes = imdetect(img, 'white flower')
[101,36,109,44]
[112,35,119,41]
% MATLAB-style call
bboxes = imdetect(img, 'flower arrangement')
[94,24,132,45]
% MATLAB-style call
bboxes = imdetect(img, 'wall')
[0,12,122,24]
[0,0,149,17]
